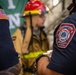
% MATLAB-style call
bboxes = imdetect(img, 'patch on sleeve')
[56,23,75,48]
[0,9,8,20]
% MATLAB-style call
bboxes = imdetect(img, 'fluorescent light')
[53,0,59,6]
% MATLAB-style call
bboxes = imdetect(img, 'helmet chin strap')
[21,12,33,54]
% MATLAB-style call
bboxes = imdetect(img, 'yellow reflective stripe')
[23,10,40,15]
[20,51,46,58]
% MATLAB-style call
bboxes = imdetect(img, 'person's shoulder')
[54,13,76,35]
[0,5,8,20]
[61,12,76,27]
[68,12,76,19]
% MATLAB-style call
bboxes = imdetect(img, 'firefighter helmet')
[22,0,48,17]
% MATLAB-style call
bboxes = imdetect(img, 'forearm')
[37,57,49,75]
[37,57,63,75]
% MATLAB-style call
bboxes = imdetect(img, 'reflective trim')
[23,10,41,16]
[20,51,46,58]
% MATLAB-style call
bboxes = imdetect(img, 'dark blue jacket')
[0,5,19,71]
[47,12,76,75]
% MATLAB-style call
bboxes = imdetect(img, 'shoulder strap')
[21,26,32,54]
[19,25,26,40]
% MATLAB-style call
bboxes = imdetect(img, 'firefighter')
[12,0,50,75]
[36,0,76,75]
[0,5,21,75]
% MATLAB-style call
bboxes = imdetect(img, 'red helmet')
[22,0,47,17]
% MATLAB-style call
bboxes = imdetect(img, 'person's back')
[0,5,21,75]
